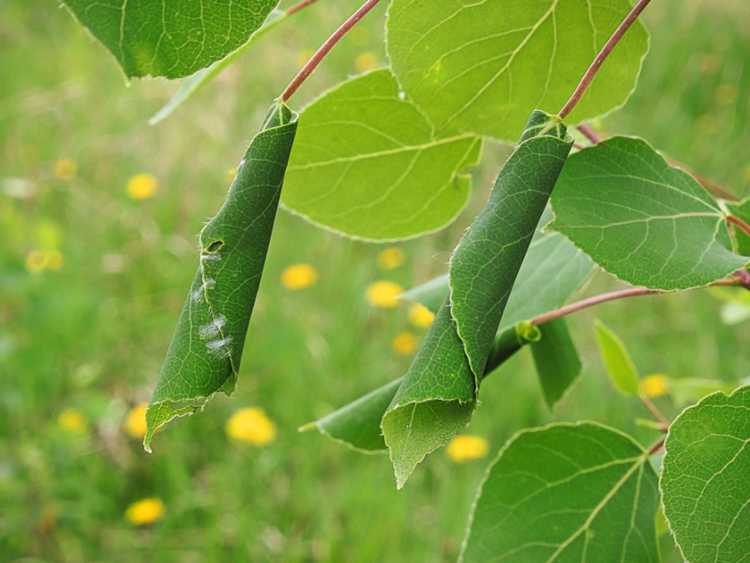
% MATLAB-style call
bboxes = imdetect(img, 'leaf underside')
[461,422,660,563]
[281,69,482,241]
[387,0,649,140]
[550,137,748,290]
[661,385,750,563]
[62,0,279,79]
[145,104,298,451]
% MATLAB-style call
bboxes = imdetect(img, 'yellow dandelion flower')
[126,173,158,200]
[366,280,403,308]
[125,498,165,526]
[408,303,435,329]
[392,331,417,356]
[124,403,148,439]
[446,434,489,463]
[354,52,378,73]
[54,158,77,181]
[57,408,87,433]
[25,250,48,273]
[640,373,669,398]
[45,250,64,271]
[226,407,276,446]
[281,263,318,290]
[377,247,405,270]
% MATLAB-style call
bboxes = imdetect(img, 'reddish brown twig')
[559,0,651,119]
[728,214,750,238]
[648,437,666,455]
[281,0,381,102]
[286,0,319,16]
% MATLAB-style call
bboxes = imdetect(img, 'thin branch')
[530,276,744,327]
[280,0,381,102]
[286,0,319,16]
[577,124,600,144]
[559,0,651,119]
[728,214,750,238]
[647,437,665,456]
[639,393,669,427]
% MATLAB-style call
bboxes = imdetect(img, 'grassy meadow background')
[1,1,749,561]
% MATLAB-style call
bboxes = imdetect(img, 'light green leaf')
[149,9,286,125]
[382,111,571,487]
[661,385,750,563]
[307,322,539,455]
[550,137,748,290]
[667,377,736,407]
[145,104,297,451]
[401,209,594,327]
[594,319,640,396]
[728,197,750,255]
[62,0,279,79]
[386,0,648,140]
[531,319,582,409]
[281,69,482,241]
[461,422,660,563]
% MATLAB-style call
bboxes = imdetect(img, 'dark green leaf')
[661,385,750,563]
[551,137,748,289]
[728,197,750,255]
[62,0,278,79]
[145,104,297,451]
[461,422,660,563]
[530,319,582,409]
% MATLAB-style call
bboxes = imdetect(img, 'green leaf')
[62,0,278,79]
[594,319,640,396]
[461,422,660,563]
[149,9,286,125]
[281,69,482,241]
[667,377,736,407]
[661,385,750,563]
[304,323,538,454]
[728,197,750,255]
[382,111,572,487]
[530,319,582,409]
[550,137,748,290]
[144,104,297,451]
[386,0,649,140]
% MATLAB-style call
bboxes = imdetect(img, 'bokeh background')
[1,1,749,561]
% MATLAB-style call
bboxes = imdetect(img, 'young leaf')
[594,319,640,396]
[461,422,660,563]
[149,9,286,125]
[727,197,750,255]
[382,111,572,487]
[401,209,594,327]
[144,104,298,451]
[386,0,648,140]
[304,323,539,454]
[530,319,582,409]
[550,137,749,290]
[661,385,750,563]
[62,0,279,79]
[281,69,482,241]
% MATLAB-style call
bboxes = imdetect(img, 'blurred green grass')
[1,1,749,561]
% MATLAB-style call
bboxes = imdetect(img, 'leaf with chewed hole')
[145,104,297,451]
[461,422,660,563]
[661,385,750,563]
[550,137,748,290]
[281,69,482,241]
[62,0,279,79]
[387,0,648,140]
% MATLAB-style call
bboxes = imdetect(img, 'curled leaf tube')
[145,104,298,451]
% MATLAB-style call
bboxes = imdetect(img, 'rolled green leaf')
[145,103,298,451]
[382,111,572,487]
[304,322,541,455]
[530,319,582,410]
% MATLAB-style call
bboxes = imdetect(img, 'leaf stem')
[639,393,669,428]
[647,437,665,455]
[530,276,744,327]
[728,214,750,238]
[577,124,600,144]
[280,0,381,102]
[558,0,651,119]
[286,0,319,16]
